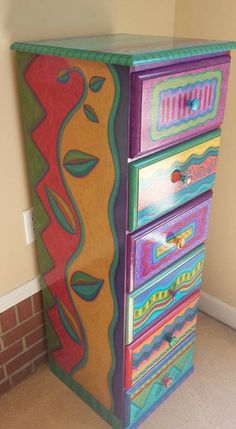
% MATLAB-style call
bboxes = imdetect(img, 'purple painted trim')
[130,55,230,158]
[126,190,212,292]
[112,65,130,421]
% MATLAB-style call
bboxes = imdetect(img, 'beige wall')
[174,0,236,307]
[0,0,175,296]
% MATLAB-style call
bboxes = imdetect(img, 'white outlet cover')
[22,208,36,244]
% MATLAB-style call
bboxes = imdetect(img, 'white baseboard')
[0,276,41,313]
[199,291,236,330]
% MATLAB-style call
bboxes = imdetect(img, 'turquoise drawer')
[124,334,195,428]
[129,129,220,231]
[126,245,205,344]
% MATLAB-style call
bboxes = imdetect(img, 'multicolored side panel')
[16,52,128,428]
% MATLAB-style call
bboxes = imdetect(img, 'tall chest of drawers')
[12,34,236,429]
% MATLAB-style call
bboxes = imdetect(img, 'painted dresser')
[11,34,236,429]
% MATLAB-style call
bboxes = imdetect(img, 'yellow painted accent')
[60,59,116,409]
[134,260,204,319]
[156,226,193,258]
[140,136,220,180]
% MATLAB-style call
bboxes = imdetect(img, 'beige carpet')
[0,312,236,429]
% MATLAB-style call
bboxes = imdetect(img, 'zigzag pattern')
[132,304,198,368]
[128,343,194,425]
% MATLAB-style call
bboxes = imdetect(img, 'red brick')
[17,298,33,322]
[0,340,23,366]
[25,325,46,348]
[0,378,11,395]
[33,292,43,313]
[0,307,17,333]
[34,352,47,369]
[2,312,44,347]
[6,338,47,374]
[0,366,5,381]
[11,364,33,386]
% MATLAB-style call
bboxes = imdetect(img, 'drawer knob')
[171,170,193,186]
[162,377,173,388]
[169,289,179,300]
[187,97,200,112]
[174,236,186,249]
[166,335,177,347]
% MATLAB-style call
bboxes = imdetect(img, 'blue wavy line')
[138,174,214,226]
[132,305,198,368]
[140,147,218,186]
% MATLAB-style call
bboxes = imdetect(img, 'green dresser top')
[11,33,236,66]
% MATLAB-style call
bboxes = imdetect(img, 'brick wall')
[0,292,47,395]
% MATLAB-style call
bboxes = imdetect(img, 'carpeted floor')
[0,312,236,429]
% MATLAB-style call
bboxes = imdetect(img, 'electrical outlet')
[22,208,36,244]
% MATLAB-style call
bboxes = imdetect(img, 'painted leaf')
[63,150,98,177]
[45,186,77,234]
[89,76,106,92]
[56,299,82,345]
[83,104,99,123]
[56,69,70,84]
[71,271,104,301]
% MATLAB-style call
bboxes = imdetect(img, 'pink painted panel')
[130,56,230,158]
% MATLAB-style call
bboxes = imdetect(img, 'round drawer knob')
[162,377,173,388]
[169,289,179,300]
[166,335,177,347]
[187,97,200,112]
[174,236,186,249]
[171,170,193,186]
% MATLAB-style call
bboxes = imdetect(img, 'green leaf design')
[89,76,106,92]
[56,69,70,84]
[83,104,99,123]
[56,299,82,345]
[63,150,98,177]
[71,272,104,301]
[45,186,77,234]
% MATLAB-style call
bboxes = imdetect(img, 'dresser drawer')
[124,334,195,428]
[127,192,211,291]
[130,55,229,158]
[129,130,219,231]
[126,245,204,344]
[125,291,199,388]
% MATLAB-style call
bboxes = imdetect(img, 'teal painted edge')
[129,162,139,231]
[11,41,236,66]
[106,64,121,412]
[48,356,122,429]
[128,128,220,230]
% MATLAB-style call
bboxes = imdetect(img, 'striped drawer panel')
[130,55,229,158]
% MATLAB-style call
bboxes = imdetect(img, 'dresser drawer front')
[130,56,229,158]
[129,130,218,231]
[124,335,195,427]
[126,245,205,344]
[125,292,199,388]
[128,193,211,291]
